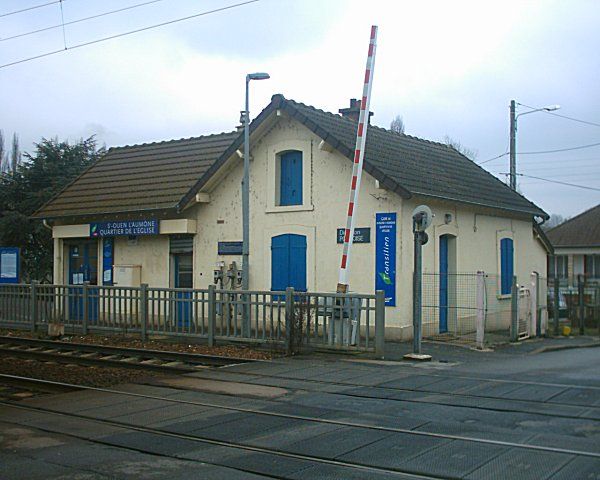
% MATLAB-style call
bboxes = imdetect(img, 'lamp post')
[509,100,560,191]
[242,72,269,307]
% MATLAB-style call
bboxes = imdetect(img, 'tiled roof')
[274,96,547,218]
[33,131,238,218]
[34,94,546,220]
[546,203,600,247]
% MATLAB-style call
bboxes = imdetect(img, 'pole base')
[403,353,432,361]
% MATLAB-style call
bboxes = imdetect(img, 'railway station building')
[33,95,550,339]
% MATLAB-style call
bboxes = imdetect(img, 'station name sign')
[336,227,371,244]
[90,219,159,237]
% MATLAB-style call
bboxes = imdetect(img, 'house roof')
[33,131,238,218]
[546,203,600,248]
[34,94,547,220]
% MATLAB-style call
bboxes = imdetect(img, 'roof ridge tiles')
[107,130,238,152]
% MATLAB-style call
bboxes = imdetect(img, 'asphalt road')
[1,341,599,479]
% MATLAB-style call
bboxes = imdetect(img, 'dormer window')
[278,150,303,206]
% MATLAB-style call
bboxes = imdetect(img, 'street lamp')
[242,72,269,298]
[509,100,560,190]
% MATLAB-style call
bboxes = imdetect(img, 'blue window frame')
[279,151,303,206]
[500,238,514,295]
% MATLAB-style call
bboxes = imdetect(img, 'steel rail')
[0,336,255,371]
[1,400,434,480]
[1,373,598,459]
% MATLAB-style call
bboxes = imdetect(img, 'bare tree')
[0,130,5,173]
[443,135,477,161]
[10,133,20,174]
[543,214,569,231]
[390,115,405,134]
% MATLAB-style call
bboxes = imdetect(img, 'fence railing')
[421,272,547,347]
[0,283,385,357]
[548,275,600,336]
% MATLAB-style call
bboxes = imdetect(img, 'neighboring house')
[546,203,600,283]
[32,94,550,339]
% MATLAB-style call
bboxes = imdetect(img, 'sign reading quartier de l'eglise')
[375,213,396,306]
[90,219,159,237]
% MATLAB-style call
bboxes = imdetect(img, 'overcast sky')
[1,0,599,218]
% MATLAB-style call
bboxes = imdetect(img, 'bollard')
[578,275,585,335]
[553,276,560,336]
[475,272,485,349]
[375,290,385,359]
[510,276,518,342]
[285,287,294,355]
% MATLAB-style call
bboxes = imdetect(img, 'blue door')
[439,235,449,333]
[68,241,99,322]
[174,254,193,327]
[271,234,307,292]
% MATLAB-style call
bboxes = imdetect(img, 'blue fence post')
[208,284,216,347]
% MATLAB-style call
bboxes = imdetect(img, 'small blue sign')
[375,213,396,306]
[90,219,158,237]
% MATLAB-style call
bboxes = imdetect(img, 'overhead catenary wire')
[478,141,600,165]
[1,0,166,43]
[0,0,63,18]
[518,102,600,129]
[498,173,600,192]
[0,0,260,70]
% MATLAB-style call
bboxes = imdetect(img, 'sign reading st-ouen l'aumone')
[90,219,159,237]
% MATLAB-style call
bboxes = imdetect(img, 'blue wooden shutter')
[289,234,307,292]
[280,151,303,206]
[271,235,290,291]
[500,238,514,295]
[271,234,306,292]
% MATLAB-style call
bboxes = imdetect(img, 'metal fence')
[421,272,547,347]
[0,283,385,356]
[548,275,600,336]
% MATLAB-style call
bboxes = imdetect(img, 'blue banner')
[102,238,113,285]
[375,213,396,306]
[90,219,158,237]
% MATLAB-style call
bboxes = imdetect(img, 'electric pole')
[509,99,516,191]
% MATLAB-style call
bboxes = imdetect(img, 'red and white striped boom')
[337,25,378,293]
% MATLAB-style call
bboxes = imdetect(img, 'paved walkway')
[1,339,599,479]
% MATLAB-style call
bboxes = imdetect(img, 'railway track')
[0,373,598,480]
[0,335,255,373]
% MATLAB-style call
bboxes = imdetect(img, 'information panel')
[90,219,158,237]
[375,213,396,306]
[0,247,20,284]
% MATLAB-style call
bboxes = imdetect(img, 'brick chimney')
[339,98,374,124]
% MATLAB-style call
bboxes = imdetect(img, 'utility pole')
[509,100,516,191]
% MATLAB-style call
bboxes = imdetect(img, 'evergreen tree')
[0,137,103,281]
